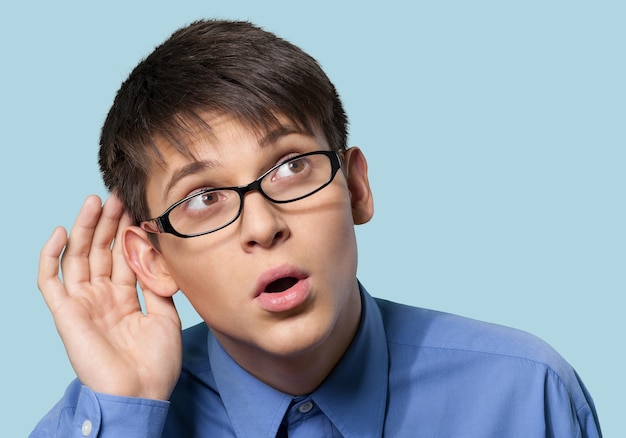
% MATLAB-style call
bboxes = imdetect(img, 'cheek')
[160,235,235,302]
[299,194,359,278]
[164,248,242,330]
[332,212,360,278]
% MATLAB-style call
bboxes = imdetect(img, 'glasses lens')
[164,152,335,237]
[261,153,333,202]
[168,189,240,236]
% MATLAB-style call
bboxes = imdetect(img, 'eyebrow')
[163,124,315,199]
[163,160,219,199]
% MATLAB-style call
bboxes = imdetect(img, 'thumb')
[142,286,182,328]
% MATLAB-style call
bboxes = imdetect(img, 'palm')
[39,195,182,400]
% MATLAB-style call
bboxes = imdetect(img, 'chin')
[260,313,336,358]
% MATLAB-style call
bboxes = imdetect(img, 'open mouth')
[265,277,299,293]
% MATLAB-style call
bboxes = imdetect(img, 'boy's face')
[132,113,373,373]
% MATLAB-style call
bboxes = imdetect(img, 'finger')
[88,194,126,281]
[38,226,70,310]
[60,195,104,287]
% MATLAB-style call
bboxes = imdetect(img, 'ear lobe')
[122,226,179,298]
[343,147,374,225]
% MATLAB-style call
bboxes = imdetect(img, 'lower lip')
[255,278,311,313]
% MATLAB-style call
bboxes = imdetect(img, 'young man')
[32,20,601,437]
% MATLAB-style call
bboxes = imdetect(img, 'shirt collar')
[312,284,389,437]
[208,336,292,437]
[207,283,389,437]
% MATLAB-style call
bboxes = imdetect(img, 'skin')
[38,195,182,400]
[38,113,374,400]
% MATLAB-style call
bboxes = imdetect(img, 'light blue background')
[1,1,623,436]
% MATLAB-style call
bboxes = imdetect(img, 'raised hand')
[38,194,182,401]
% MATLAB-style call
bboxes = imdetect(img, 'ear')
[122,226,179,298]
[343,147,374,225]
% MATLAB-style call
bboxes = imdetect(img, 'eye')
[274,157,308,179]
[185,190,222,211]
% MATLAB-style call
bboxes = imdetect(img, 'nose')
[238,191,289,250]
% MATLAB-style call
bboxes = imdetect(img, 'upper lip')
[254,264,307,297]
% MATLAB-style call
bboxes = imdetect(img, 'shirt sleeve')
[30,379,170,438]
[544,368,603,438]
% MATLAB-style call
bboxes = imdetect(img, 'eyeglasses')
[141,150,342,238]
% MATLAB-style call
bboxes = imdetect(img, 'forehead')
[152,110,317,159]
[150,112,321,169]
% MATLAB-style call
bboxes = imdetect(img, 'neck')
[217,289,362,396]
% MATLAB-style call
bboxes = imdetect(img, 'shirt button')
[81,419,93,436]
[298,400,314,414]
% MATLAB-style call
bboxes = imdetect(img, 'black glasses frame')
[142,150,342,238]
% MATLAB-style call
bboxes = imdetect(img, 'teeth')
[266,277,298,293]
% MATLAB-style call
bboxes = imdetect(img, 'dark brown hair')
[98,19,348,222]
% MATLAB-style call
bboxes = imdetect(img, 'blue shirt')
[31,286,602,437]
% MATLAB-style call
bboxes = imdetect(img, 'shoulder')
[372,298,601,436]
[179,322,213,374]
[374,297,575,382]
[181,322,210,356]
[171,322,216,402]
